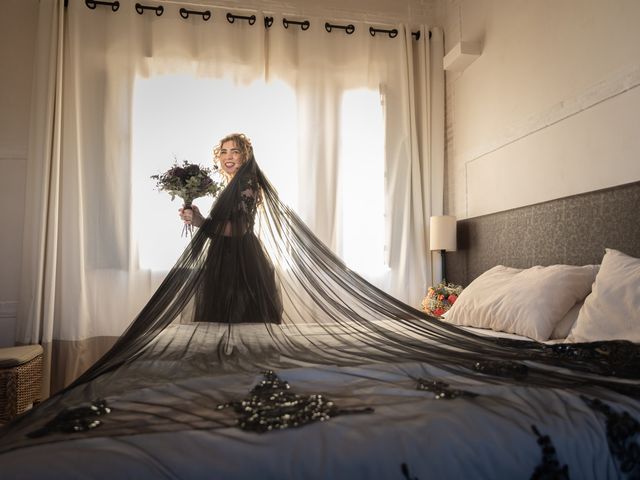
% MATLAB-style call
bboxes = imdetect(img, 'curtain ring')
[283,18,310,31]
[227,13,257,25]
[180,8,211,21]
[369,27,398,38]
[325,22,355,35]
[85,0,120,11]
[135,3,163,16]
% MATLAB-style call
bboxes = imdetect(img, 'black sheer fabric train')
[0,155,639,456]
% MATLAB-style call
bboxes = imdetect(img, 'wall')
[0,0,435,347]
[0,0,38,347]
[442,0,640,220]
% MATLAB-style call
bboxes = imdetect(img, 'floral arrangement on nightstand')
[421,282,463,317]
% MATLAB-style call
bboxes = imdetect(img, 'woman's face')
[218,140,244,177]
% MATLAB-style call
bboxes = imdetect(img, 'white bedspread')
[1,356,637,479]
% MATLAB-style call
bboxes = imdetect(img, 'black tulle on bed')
[1,155,639,454]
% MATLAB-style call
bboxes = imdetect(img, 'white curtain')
[18,0,65,396]
[18,0,444,394]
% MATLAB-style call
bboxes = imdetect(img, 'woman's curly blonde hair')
[213,133,253,177]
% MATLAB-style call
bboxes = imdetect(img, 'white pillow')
[566,249,640,343]
[549,301,583,340]
[444,264,599,341]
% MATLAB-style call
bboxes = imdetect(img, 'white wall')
[0,0,39,347]
[442,0,640,219]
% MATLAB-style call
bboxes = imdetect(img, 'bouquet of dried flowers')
[151,159,222,236]
[421,282,463,317]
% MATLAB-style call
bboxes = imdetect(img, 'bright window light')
[339,89,388,282]
[132,75,298,270]
[132,77,388,279]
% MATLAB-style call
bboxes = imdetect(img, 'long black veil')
[1,155,639,453]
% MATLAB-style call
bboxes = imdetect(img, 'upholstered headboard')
[446,181,640,287]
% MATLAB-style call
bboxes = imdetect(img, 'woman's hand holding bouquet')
[151,159,221,236]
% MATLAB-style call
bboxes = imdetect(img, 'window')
[339,89,388,282]
[132,77,387,281]
[131,75,297,270]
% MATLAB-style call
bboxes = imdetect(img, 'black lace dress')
[194,161,282,324]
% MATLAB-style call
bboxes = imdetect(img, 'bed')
[0,181,639,479]
[2,357,638,479]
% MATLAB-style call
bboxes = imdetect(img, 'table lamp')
[429,215,457,283]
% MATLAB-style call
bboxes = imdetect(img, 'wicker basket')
[0,345,44,422]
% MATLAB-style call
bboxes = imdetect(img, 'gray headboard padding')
[446,181,640,287]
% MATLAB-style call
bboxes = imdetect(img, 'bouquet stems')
[182,202,193,237]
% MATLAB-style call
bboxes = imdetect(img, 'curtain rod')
[67,0,429,40]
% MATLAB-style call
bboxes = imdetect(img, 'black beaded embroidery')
[492,338,640,380]
[27,399,111,438]
[530,425,570,480]
[473,360,529,380]
[416,378,478,400]
[546,341,640,378]
[216,370,373,433]
[582,396,640,475]
[239,177,258,228]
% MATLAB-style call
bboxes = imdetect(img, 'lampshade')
[429,215,457,251]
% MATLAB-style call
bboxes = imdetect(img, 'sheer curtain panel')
[18,0,444,393]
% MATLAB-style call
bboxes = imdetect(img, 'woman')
[180,133,283,324]
[179,134,249,229]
